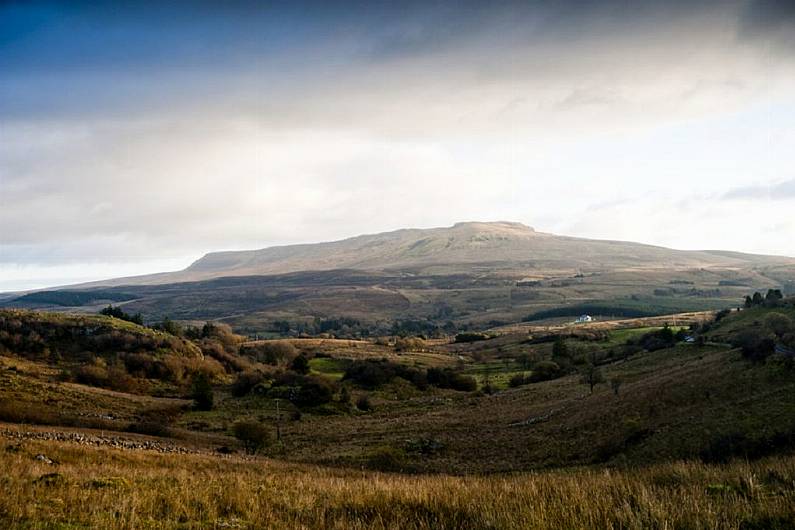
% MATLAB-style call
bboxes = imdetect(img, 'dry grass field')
[2,436,795,529]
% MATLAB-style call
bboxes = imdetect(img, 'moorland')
[2,223,795,528]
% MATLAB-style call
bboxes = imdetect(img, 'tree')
[766,289,785,307]
[552,337,568,358]
[765,312,793,339]
[744,295,753,309]
[99,305,143,326]
[528,360,562,383]
[752,292,764,306]
[579,352,604,394]
[290,354,310,374]
[191,373,214,411]
[156,317,182,336]
[233,421,273,454]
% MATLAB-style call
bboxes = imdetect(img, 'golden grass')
[2,439,794,529]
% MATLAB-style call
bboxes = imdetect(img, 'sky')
[1,0,795,291]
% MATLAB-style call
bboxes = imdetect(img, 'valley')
[2,224,795,528]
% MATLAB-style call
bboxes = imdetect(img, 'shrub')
[342,359,426,390]
[293,377,335,407]
[290,355,310,374]
[765,313,793,339]
[426,368,477,392]
[126,420,171,437]
[636,326,677,352]
[356,394,373,411]
[508,374,527,388]
[528,360,562,383]
[454,332,489,343]
[366,446,408,472]
[241,341,297,365]
[190,373,214,411]
[339,386,351,404]
[233,421,273,454]
[733,330,776,362]
[74,363,109,387]
[231,370,267,397]
[270,373,336,407]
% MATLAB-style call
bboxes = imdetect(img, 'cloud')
[722,179,795,200]
[1,0,795,289]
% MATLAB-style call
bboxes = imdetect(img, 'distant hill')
[4,222,795,334]
[66,222,795,287]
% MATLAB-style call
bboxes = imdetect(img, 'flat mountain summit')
[181,221,789,281]
[22,221,792,292]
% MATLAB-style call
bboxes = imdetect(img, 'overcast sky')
[1,0,794,291]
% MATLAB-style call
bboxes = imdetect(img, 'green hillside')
[1,299,794,473]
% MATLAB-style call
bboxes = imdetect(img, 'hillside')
[2,299,794,472]
[4,223,795,335]
[68,222,795,287]
[3,299,795,525]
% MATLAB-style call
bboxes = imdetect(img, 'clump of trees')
[343,359,428,390]
[732,312,795,362]
[240,340,298,366]
[268,372,337,407]
[340,359,477,392]
[509,360,563,388]
[454,332,489,343]
[100,305,143,325]
[744,289,785,308]
[426,367,477,391]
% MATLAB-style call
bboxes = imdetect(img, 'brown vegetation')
[1,437,794,529]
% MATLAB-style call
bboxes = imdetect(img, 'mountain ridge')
[182,220,794,279]
[7,221,794,293]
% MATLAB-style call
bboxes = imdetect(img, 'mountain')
[4,222,794,333]
[74,221,795,287]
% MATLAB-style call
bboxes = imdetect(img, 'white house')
[575,314,593,323]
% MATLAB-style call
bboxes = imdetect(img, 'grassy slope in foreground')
[2,437,795,530]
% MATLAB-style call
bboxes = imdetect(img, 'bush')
[765,313,793,339]
[733,330,776,362]
[343,359,426,390]
[454,332,489,343]
[528,360,562,383]
[699,423,795,463]
[366,446,408,472]
[241,341,297,365]
[231,370,267,397]
[356,394,373,411]
[508,374,527,388]
[426,368,477,392]
[270,373,336,407]
[126,420,171,437]
[190,373,214,411]
[293,377,335,407]
[75,363,109,387]
[290,354,310,374]
[635,325,677,352]
[233,421,273,454]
